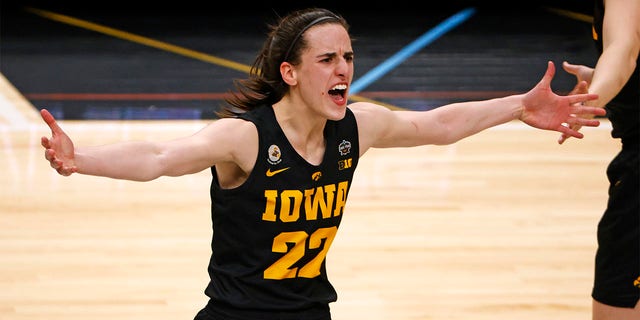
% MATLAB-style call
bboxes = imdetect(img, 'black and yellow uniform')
[194,104,359,320]
[591,0,640,308]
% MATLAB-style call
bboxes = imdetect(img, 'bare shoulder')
[193,117,258,168]
[198,117,257,139]
[349,101,394,122]
[348,102,395,154]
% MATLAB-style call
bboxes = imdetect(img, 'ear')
[280,62,297,86]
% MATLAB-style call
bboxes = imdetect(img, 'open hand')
[520,61,605,139]
[40,109,77,176]
[557,61,599,144]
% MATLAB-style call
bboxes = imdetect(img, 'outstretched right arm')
[40,108,257,181]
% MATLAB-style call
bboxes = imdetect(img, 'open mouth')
[328,84,347,99]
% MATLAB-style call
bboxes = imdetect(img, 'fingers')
[56,166,77,177]
[44,149,62,170]
[558,134,570,144]
[561,114,599,132]
[572,105,606,116]
[575,81,588,94]
[546,60,556,77]
[40,108,54,124]
[40,109,77,176]
[557,112,601,144]
[44,148,77,176]
[562,61,578,75]
[571,117,600,127]
[566,93,599,106]
[539,61,556,88]
[558,125,585,139]
[568,80,587,96]
[51,161,76,176]
[44,148,55,162]
[40,108,63,134]
[41,136,50,149]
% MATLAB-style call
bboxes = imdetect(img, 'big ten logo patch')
[338,158,352,170]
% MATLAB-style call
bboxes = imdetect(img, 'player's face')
[294,23,354,120]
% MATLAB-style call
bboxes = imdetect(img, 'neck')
[271,102,327,165]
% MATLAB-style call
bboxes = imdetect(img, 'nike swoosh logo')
[266,167,290,177]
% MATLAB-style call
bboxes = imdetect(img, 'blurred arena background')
[1,0,598,120]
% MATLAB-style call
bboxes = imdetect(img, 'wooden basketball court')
[0,73,620,320]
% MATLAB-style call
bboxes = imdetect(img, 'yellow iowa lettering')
[262,181,349,222]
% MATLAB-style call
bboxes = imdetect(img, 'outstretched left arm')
[353,61,603,151]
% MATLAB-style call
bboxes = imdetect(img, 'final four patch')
[338,140,351,156]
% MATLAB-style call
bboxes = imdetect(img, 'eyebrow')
[317,52,337,59]
[317,51,354,59]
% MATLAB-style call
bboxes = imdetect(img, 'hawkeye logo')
[267,144,283,165]
[266,167,290,177]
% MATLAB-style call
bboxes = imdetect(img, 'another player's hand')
[558,61,600,144]
[563,61,594,87]
[40,109,77,176]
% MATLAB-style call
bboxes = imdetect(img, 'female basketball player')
[40,7,605,320]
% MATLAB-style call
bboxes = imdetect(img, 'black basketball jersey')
[204,104,359,314]
[593,0,639,141]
